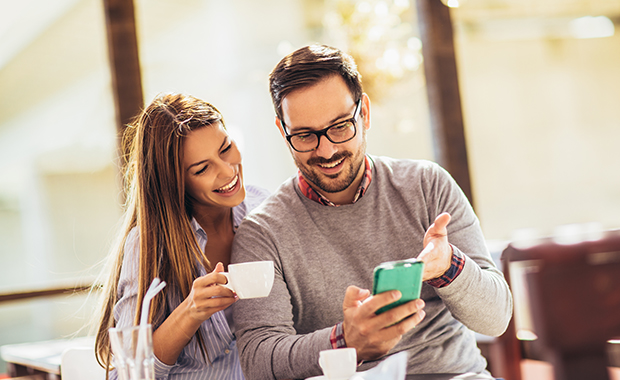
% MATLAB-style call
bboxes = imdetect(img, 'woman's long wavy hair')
[94,93,225,371]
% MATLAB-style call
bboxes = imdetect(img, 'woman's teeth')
[216,175,238,192]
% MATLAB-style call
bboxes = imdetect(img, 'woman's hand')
[185,262,238,323]
[153,262,237,365]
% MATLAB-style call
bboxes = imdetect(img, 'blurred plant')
[322,0,424,103]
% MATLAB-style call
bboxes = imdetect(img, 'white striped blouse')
[111,185,269,380]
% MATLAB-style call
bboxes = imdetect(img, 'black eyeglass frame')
[282,98,362,153]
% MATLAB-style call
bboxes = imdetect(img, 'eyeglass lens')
[289,121,356,152]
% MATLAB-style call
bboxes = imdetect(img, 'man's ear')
[361,93,371,131]
[276,117,287,138]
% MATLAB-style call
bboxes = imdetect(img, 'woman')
[94,93,268,379]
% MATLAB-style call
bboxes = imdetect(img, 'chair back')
[501,229,620,380]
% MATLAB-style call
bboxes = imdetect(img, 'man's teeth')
[217,175,238,192]
[319,159,343,168]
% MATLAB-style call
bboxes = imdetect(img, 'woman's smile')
[214,174,241,196]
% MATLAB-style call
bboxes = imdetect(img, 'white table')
[0,336,94,379]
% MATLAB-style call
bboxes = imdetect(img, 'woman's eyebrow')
[187,158,209,171]
[218,136,229,150]
[187,136,229,171]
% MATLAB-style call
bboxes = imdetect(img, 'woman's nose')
[217,160,235,178]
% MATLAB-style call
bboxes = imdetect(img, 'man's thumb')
[343,285,370,308]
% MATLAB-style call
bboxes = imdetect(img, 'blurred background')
[0,0,619,374]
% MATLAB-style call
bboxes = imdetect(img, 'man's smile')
[318,158,344,169]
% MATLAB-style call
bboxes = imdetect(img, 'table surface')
[2,337,499,380]
[0,336,94,375]
[404,375,494,380]
[309,372,497,380]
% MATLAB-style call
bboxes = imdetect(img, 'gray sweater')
[231,156,512,380]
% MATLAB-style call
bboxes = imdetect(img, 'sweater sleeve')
[230,218,333,380]
[425,163,513,337]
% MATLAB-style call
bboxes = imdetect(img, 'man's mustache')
[306,151,352,166]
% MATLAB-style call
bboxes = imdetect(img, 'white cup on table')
[222,260,275,299]
[319,348,357,380]
[109,324,155,380]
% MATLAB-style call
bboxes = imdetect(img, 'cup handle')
[221,272,235,292]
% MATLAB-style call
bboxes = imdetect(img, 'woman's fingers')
[184,262,239,321]
[195,294,237,311]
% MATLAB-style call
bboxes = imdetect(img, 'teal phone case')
[372,259,424,314]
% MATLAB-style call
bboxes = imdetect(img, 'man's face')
[279,75,370,198]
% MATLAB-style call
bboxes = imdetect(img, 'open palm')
[418,212,453,281]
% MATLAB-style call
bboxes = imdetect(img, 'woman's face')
[183,123,245,211]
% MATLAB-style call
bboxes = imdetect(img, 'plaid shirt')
[297,155,373,206]
[425,246,465,288]
[295,155,465,348]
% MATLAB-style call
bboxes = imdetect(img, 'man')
[231,44,512,380]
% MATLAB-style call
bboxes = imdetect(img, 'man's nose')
[314,135,338,158]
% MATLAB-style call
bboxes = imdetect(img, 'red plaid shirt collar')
[297,155,373,207]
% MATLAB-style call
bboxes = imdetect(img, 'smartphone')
[372,259,424,314]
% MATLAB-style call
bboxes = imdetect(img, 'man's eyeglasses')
[282,99,362,153]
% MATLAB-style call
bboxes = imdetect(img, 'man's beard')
[295,140,366,194]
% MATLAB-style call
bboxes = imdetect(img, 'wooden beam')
[415,0,474,208]
[0,284,93,304]
[103,0,143,199]
[102,0,144,138]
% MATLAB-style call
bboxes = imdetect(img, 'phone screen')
[372,259,424,314]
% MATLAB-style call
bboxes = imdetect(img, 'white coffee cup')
[319,348,357,380]
[222,261,274,299]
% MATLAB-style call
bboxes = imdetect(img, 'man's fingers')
[423,212,451,246]
[343,285,371,308]
[361,290,403,316]
[384,308,426,336]
[431,212,451,234]
[371,299,426,342]
[379,298,424,323]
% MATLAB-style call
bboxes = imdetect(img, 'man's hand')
[418,212,453,281]
[342,286,425,361]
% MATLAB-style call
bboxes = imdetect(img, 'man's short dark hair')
[269,44,363,122]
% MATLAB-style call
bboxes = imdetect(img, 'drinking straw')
[140,277,167,327]
[134,277,166,379]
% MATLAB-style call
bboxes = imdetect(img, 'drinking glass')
[109,324,155,380]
